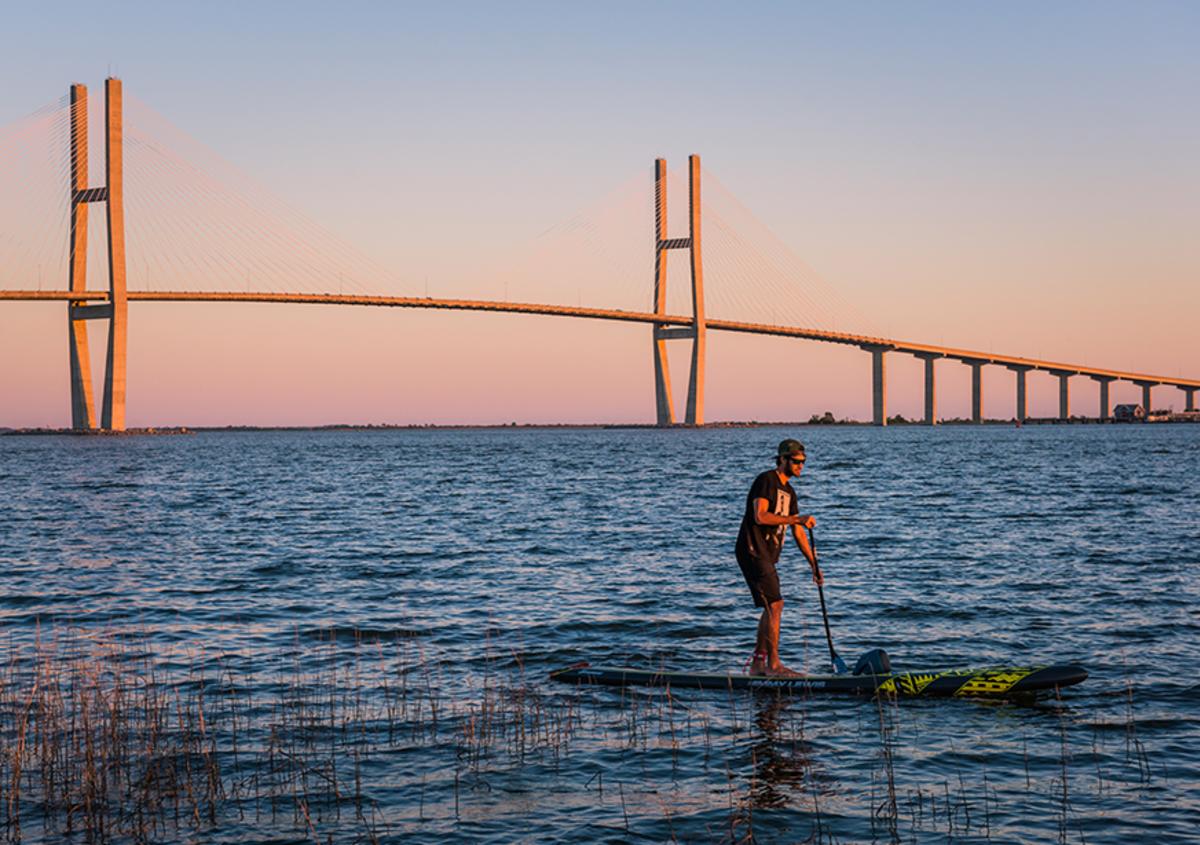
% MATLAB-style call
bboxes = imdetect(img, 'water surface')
[1,425,1196,842]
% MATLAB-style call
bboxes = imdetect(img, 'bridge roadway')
[4,288,1196,392]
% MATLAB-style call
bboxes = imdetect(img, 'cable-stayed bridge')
[2,79,1197,430]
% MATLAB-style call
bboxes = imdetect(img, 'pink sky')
[1,4,1197,427]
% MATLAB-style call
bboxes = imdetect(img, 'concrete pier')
[1185,387,1198,412]
[1008,364,1033,422]
[1092,375,1116,420]
[964,359,985,423]
[864,345,890,426]
[1049,370,1074,420]
[1134,380,1157,414]
[914,352,941,425]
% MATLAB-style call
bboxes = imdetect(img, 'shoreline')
[2,417,1197,436]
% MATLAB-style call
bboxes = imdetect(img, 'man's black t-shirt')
[735,469,799,565]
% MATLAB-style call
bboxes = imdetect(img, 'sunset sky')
[1,1,1197,426]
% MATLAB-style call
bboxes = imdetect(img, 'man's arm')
[752,498,811,528]
[791,522,823,585]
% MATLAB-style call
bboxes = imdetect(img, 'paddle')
[807,526,849,675]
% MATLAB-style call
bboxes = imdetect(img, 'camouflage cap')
[777,438,806,458]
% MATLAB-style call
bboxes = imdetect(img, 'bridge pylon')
[66,79,128,431]
[652,155,706,426]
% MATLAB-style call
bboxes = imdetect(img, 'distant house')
[1113,404,1145,422]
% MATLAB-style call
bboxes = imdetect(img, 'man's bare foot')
[765,664,804,678]
[747,652,768,675]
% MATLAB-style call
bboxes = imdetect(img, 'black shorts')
[736,547,782,608]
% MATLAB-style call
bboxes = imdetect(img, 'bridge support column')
[1134,380,1157,415]
[651,155,705,425]
[1185,387,1197,412]
[913,352,941,425]
[1092,375,1116,421]
[962,359,986,423]
[1007,364,1033,422]
[102,78,128,431]
[863,345,891,426]
[652,161,673,425]
[1049,370,1074,421]
[64,78,127,432]
[874,349,886,426]
[67,84,96,429]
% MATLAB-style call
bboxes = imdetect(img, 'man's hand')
[811,565,824,587]
[793,514,816,529]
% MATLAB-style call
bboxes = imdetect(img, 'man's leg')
[742,556,786,674]
[750,599,784,671]
[740,552,769,673]
[750,606,771,673]
[763,599,784,669]
[760,599,800,675]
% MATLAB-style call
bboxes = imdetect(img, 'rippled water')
[1,425,1197,843]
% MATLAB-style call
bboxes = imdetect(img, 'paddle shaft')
[807,527,842,668]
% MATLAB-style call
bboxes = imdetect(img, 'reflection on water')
[746,693,815,810]
[0,424,1197,843]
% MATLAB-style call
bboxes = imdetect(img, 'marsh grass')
[0,630,1140,843]
[0,625,606,842]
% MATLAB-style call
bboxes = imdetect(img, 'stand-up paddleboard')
[549,662,1087,699]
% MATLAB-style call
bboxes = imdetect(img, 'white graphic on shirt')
[773,489,792,544]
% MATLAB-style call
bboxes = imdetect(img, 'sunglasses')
[787,456,806,465]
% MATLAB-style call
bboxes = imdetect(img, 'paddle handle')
[807,527,841,667]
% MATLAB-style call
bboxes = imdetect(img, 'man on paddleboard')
[735,438,821,677]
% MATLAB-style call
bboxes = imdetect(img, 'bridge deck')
[3,289,1196,389]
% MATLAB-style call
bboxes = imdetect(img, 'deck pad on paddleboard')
[549,663,1087,699]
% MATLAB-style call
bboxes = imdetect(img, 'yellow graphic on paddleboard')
[878,672,940,695]
[953,668,1037,697]
[877,667,1042,697]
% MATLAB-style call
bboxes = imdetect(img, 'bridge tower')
[66,78,128,431]
[652,155,706,426]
